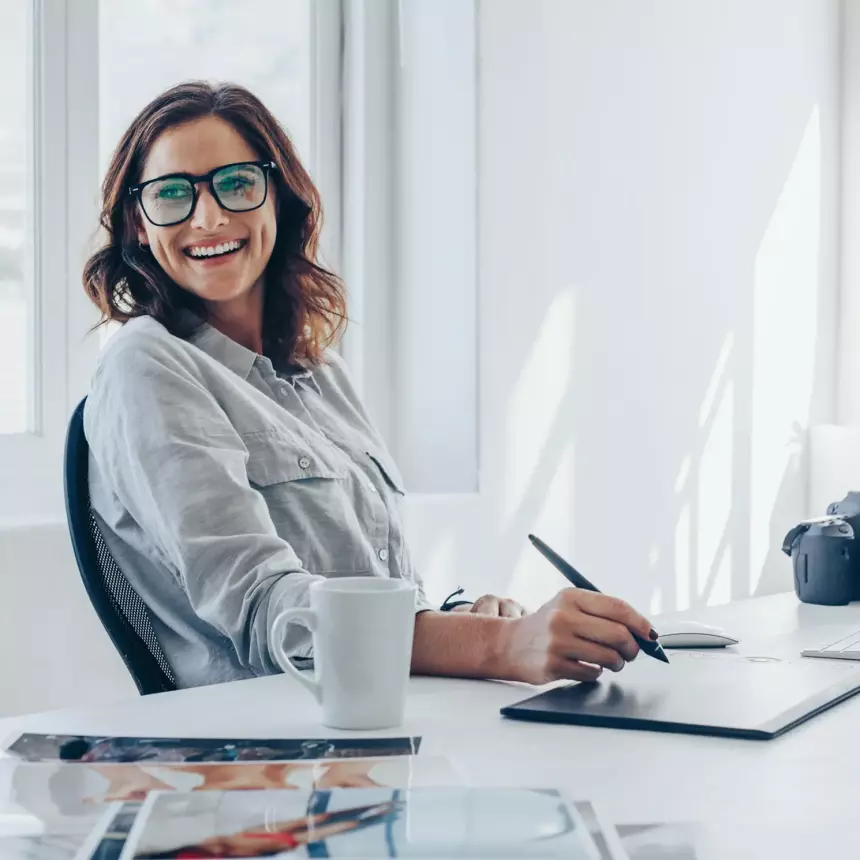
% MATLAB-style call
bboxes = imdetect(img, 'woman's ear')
[130,205,149,248]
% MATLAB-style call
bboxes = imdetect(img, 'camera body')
[782,493,860,606]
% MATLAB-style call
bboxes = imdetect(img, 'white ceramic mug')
[271,577,417,730]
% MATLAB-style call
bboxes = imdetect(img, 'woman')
[82,81,656,689]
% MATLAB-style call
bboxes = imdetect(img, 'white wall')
[406,0,842,617]
[0,524,135,716]
[840,0,860,422]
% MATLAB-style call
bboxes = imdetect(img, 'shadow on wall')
[408,0,837,616]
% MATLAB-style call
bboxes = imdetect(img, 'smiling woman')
[84,83,342,365]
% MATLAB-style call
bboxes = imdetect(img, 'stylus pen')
[528,533,670,665]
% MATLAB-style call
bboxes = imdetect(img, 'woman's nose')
[191,185,229,231]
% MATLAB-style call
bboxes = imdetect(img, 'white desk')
[4,593,860,859]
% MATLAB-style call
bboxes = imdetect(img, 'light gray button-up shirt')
[84,315,433,688]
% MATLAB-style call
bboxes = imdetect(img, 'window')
[99,0,313,174]
[0,1,32,435]
[0,0,340,524]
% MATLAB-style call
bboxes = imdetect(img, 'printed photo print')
[120,786,600,859]
[4,734,421,764]
[0,757,455,838]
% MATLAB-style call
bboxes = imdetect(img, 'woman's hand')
[496,588,656,685]
[450,594,527,618]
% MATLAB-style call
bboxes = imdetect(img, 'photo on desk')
[3,734,421,764]
[0,757,457,840]
[78,801,141,860]
[118,786,602,859]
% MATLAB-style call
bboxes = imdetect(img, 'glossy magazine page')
[3,734,421,764]
[0,756,457,841]
[117,786,602,859]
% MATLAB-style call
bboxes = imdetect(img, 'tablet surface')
[501,651,860,739]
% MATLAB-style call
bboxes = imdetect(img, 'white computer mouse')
[656,620,739,649]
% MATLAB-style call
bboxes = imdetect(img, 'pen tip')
[527,533,536,542]
[656,648,670,664]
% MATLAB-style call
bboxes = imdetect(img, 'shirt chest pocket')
[243,431,375,575]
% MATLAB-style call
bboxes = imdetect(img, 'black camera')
[782,492,860,605]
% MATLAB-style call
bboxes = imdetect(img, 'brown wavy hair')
[82,80,346,366]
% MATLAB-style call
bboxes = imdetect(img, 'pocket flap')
[244,430,342,486]
[367,450,407,495]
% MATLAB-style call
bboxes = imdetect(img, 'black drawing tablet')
[500,651,860,739]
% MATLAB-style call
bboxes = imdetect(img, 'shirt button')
[369,484,378,494]
[378,548,389,562]
[298,456,311,470]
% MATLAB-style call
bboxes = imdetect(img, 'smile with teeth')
[185,239,247,258]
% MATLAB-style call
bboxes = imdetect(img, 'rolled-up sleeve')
[85,336,323,675]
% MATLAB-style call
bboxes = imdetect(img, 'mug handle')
[270,608,322,704]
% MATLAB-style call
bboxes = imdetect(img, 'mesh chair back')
[64,397,176,695]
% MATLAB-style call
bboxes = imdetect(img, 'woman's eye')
[158,184,190,200]
[219,177,253,192]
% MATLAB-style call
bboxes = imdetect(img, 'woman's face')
[135,115,278,313]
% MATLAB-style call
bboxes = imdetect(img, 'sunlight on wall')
[664,106,822,609]
[750,107,820,594]
[503,291,576,522]
[670,334,734,610]
[697,377,734,606]
[674,503,691,610]
[648,545,663,614]
[674,455,692,494]
[508,443,575,609]
[698,333,734,427]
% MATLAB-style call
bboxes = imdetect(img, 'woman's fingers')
[448,594,528,618]
[545,655,603,683]
[572,590,656,642]
[498,598,526,618]
[471,594,501,616]
[566,612,640,662]
[562,635,629,672]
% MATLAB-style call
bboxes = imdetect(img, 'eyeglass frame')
[128,160,278,227]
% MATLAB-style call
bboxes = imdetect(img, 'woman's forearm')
[410,610,514,680]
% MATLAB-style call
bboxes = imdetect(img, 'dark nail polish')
[649,628,659,641]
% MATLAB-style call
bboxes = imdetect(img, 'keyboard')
[802,630,860,660]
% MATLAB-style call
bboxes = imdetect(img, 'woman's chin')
[188,281,258,306]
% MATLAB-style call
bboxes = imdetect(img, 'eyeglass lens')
[140,163,267,226]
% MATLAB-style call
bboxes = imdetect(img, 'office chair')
[64,397,177,695]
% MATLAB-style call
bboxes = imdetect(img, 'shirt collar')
[182,312,319,391]
[185,316,258,381]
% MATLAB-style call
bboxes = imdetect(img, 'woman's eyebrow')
[141,169,192,182]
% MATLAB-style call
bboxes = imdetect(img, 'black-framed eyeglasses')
[128,160,277,227]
